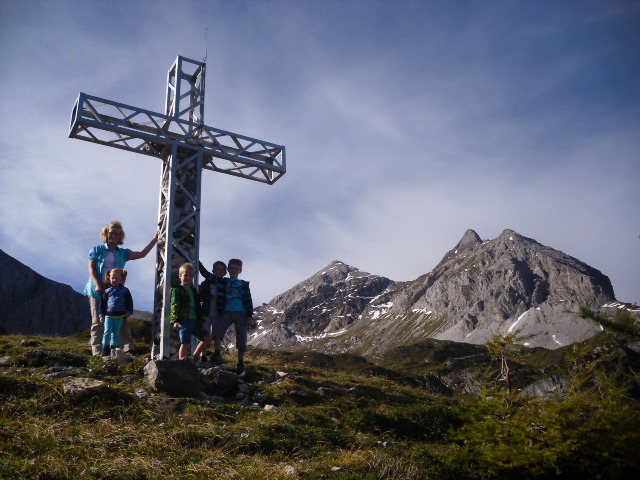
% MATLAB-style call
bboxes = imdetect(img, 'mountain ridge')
[0,248,90,335]
[250,228,621,354]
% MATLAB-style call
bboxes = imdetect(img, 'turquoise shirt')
[225,278,246,312]
[84,244,132,298]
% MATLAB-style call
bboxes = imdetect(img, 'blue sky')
[1,0,639,311]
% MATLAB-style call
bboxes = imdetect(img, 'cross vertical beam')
[154,143,203,359]
[69,55,286,359]
[153,57,206,359]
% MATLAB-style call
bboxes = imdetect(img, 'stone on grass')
[63,377,107,399]
[200,367,241,396]
[144,359,207,396]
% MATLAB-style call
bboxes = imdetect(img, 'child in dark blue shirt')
[99,268,133,357]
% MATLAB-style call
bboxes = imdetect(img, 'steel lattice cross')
[69,56,286,359]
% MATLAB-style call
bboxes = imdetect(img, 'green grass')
[1,322,639,479]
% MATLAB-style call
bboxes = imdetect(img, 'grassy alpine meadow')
[1,317,640,479]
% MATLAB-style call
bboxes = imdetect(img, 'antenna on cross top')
[203,27,208,63]
[69,54,286,360]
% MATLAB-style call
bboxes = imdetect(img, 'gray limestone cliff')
[250,261,394,350]
[0,249,90,335]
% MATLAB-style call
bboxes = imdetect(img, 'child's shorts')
[177,319,209,344]
[215,311,249,352]
[203,314,220,336]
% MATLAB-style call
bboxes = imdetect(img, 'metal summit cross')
[69,55,286,359]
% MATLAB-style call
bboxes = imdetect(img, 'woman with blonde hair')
[85,220,158,356]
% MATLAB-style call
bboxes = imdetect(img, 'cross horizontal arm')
[69,93,286,184]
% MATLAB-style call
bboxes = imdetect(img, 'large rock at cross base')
[200,367,241,396]
[144,360,207,396]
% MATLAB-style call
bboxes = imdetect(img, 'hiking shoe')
[212,351,223,365]
[237,361,245,376]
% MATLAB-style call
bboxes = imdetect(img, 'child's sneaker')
[196,355,208,365]
[212,351,223,365]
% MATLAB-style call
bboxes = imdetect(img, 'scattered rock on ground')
[62,377,108,398]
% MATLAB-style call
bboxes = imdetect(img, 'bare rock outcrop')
[0,249,90,335]
[250,261,394,350]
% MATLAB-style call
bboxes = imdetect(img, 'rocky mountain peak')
[495,228,539,246]
[251,260,394,350]
[314,261,365,283]
[456,229,482,250]
[499,228,518,238]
